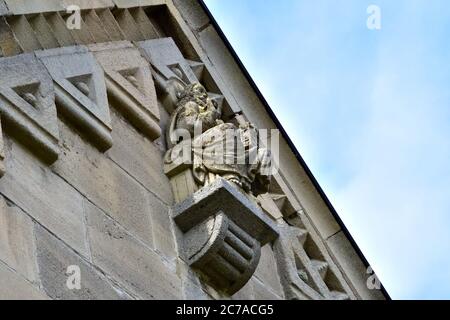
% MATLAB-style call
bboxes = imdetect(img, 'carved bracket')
[90,41,161,140]
[37,46,112,151]
[172,178,278,295]
[0,53,59,163]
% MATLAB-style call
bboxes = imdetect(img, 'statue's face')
[192,84,208,103]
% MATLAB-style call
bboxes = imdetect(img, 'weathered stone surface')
[62,0,114,10]
[273,224,356,300]
[106,107,173,205]
[173,178,278,245]
[147,191,176,261]
[251,278,282,300]
[274,142,342,241]
[129,6,160,39]
[35,224,131,300]
[85,201,182,299]
[0,1,9,16]
[5,0,113,15]
[54,119,154,247]
[258,193,284,221]
[231,278,254,300]
[44,12,77,48]
[90,41,161,140]
[182,280,211,300]
[0,136,88,257]
[37,46,112,151]
[113,0,165,8]
[7,15,42,51]
[5,0,63,15]
[0,53,59,163]
[254,244,284,298]
[0,17,22,57]
[0,196,38,283]
[273,225,326,300]
[28,13,60,50]
[82,10,111,43]
[327,231,385,300]
[0,262,48,300]
[138,38,199,84]
[177,260,212,300]
[173,0,210,31]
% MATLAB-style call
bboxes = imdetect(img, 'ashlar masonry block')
[0,53,59,163]
[90,41,161,140]
[36,46,113,151]
[138,38,225,114]
[138,38,199,84]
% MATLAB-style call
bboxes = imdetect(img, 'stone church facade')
[0,0,387,300]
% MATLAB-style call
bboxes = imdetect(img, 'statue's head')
[177,82,209,110]
[167,82,222,145]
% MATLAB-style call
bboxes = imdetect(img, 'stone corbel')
[90,41,161,141]
[172,178,278,295]
[0,53,59,163]
[36,46,112,151]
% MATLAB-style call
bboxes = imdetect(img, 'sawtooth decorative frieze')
[90,41,161,140]
[0,4,165,57]
[138,38,225,115]
[274,223,355,300]
[37,46,113,151]
[0,53,59,163]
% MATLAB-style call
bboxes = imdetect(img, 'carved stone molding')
[0,53,59,163]
[90,41,161,140]
[138,38,225,115]
[139,38,199,84]
[172,178,278,295]
[36,46,112,151]
[273,224,353,300]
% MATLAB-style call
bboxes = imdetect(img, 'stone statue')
[165,82,272,198]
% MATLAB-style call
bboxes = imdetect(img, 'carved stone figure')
[165,82,272,199]
[163,82,278,295]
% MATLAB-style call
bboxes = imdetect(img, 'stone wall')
[0,0,386,300]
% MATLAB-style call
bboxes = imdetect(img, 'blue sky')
[204,0,450,299]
